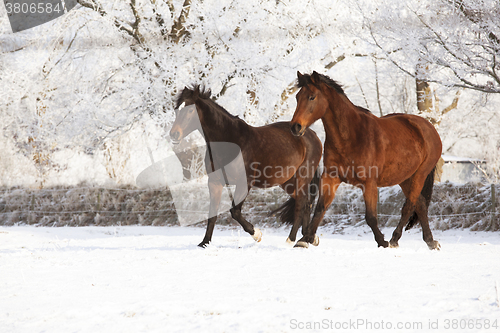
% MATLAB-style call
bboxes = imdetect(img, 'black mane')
[175,84,239,122]
[175,84,212,109]
[297,72,345,96]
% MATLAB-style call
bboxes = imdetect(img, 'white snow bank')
[0,226,499,332]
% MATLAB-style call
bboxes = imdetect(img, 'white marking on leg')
[252,228,262,242]
[294,241,309,248]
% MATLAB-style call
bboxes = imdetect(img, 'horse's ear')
[297,71,307,87]
[311,71,321,85]
[193,85,199,97]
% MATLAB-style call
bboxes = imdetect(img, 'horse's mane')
[297,72,371,115]
[175,84,239,122]
[175,84,211,108]
[357,106,372,115]
[297,72,345,96]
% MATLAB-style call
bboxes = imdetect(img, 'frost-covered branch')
[77,0,143,44]
[169,0,191,43]
[360,0,500,94]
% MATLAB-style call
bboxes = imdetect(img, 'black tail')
[269,168,321,224]
[405,167,435,230]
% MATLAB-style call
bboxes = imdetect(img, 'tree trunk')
[416,78,433,117]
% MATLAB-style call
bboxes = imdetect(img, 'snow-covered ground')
[1,225,499,332]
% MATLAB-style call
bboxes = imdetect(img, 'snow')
[442,155,486,163]
[1,226,499,332]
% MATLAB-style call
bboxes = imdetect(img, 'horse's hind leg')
[286,193,309,244]
[300,194,311,235]
[414,195,440,250]
[389,197,416,248]
[286,197,301,244]
[391,193,439,250]
[390,175,440,250]
[363,180,389,248]
[285,170,314,244]
[230,201,262,242]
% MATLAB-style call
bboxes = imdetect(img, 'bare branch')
[77,0,143,45]
[43,24,87,79]
[363,1,500,94]
[169,0,192,43]
[130,0,145,44]
[441,89,461,116]
[414,13,473,68]
[450,0,500,49]
[150,0,169,36]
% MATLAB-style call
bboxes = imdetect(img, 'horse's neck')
[322,92,360,154]
[199,109,247,173]
[200,107,247,145]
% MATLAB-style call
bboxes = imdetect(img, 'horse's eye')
[309,95,316,101]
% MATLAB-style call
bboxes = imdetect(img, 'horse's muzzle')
[290,123,305,137]
[170,130,181,144]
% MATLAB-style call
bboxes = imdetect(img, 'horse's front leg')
[229,185,261,242]
[363,180,388,248]
[295,173,340,248]
[230,201,261,242]
[198,180,223,248]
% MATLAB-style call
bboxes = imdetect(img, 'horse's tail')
[405,166,435,230]
[269,168,321,224]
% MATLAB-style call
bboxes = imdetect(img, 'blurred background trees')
[0,0,498,187]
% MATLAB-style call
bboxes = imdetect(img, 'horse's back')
[262,121,320,144]
[374,113,442,185]
[379,113,441,150]
[243,121,322,187]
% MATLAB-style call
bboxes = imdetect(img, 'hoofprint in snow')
[0,226,499,333]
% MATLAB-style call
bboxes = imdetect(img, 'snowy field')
[1,226,499,333]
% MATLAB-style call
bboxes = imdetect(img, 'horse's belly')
[377,161,420,186]
[249,165,298,188]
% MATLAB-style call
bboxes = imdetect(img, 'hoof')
[252,228,262,242]
[389,240,399,248]
[427,240,441,250]
[312,234,320,247]
[198,241,209,248]
[286,237,294,246]
[294,241,309,248]
[378,240,389,248]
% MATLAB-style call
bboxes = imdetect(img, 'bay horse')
[290,71,442,250]
[170,85,322,247]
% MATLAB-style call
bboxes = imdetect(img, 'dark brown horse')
[290,71,442,250]
[170,85,322,247]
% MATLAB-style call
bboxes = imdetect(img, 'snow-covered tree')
[358,0,499,93]
[1,0,499,186]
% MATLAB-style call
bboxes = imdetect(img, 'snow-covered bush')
[1,182,497,231]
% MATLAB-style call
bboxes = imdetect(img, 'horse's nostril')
[291,123,303,136]
[171,131,180,141]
